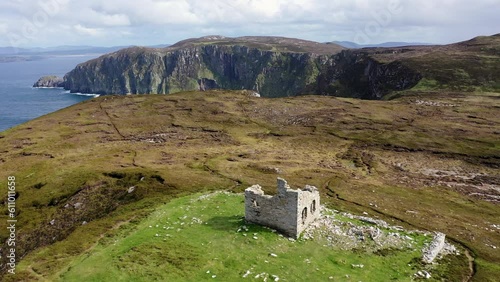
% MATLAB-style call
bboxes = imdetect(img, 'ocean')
[0,55,100,132]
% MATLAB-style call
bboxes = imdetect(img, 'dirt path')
[464,249,476,282]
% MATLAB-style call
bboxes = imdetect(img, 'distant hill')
[330,41,433,48]
[0,46,31,55]
[27,46,129,55]
[0,44,172,62]
[0,45,125,56]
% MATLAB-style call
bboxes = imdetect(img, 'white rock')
[424,271,431,279]
[250,91,261,98]
[242,270,251,278]
[422,232,446,263]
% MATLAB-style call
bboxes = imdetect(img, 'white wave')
[61,90,100,97]
[35,87,100,97]
[71,92,100,98]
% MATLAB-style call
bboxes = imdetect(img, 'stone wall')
[244,178,320,238]
[422,232,446,264]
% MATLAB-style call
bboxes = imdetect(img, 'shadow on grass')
[205,215,244,232]
[205,215,278,235]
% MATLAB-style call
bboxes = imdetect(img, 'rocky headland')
[33,75,65,88]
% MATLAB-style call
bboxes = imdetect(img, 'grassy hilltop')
[0,89,499,280]
[39,192,437,281]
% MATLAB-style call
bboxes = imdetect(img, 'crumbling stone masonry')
[245,178,320,239]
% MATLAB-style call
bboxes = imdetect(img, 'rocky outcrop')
[33,75,65,88]
[35,36,425,99]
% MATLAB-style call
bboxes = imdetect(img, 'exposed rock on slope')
[33,75,65,88]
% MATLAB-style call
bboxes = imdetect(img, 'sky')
[0,0,498,48]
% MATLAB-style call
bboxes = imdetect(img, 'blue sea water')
[0,55,100,132]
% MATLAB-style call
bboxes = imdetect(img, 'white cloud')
[93,0,201,25]
[0,23,7,34]
[73,24,103,37]
[87,11,131,27]
[0,0,498,47]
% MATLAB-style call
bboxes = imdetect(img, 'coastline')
[0,93,96,133]
[1,51,100,132]
[33,87,101,97]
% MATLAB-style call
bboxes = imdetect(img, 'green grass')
[25,192,436,282]
[410,78,441,91]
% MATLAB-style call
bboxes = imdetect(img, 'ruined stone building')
[245,178,320,238]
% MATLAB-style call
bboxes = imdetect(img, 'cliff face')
[315,51,422,99]
[314,50,422,99]
[63,48,168,95]
[63,45,327,97]
[62,38,422,99]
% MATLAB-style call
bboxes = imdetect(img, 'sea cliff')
[60,36,422,99]
[36,34,500,99]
